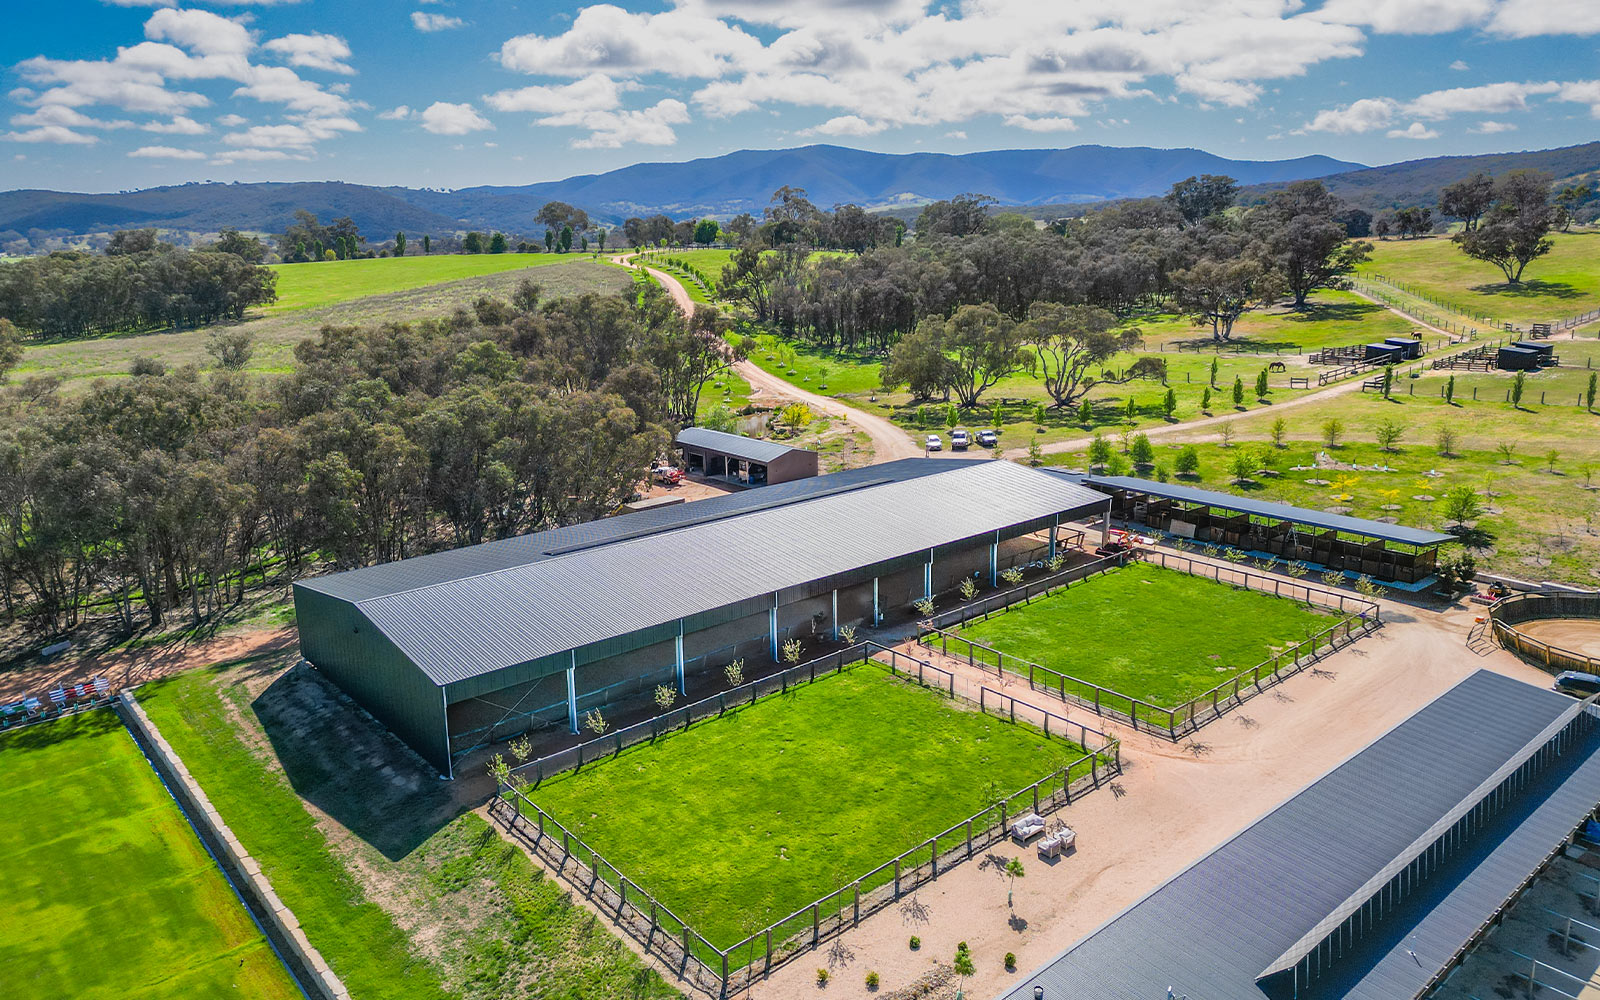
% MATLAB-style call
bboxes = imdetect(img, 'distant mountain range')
[2,141,1596,244]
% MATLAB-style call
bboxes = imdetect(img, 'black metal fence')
[918,549,1382,740]
[489,644,1120,997]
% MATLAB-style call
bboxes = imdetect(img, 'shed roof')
[301,460,1107,686]
[1057,473,1455,547]
[1000,670,1600,1000]
[676,426,810,464]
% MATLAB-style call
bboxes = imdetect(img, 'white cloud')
[420,101,492,135]
[232,66,354,116]
[499,6,762,78]
[1002,114,1079,132]
[484,74,623,114]
[1310,0,1492,34]
[262,33,355,75]
[944,129,966,139]
[144,8,253,58]
[798,114,885,136]
[129,144,206,158]
[212,147,305,163]
[217,113,247,126]
[1555,80,1600,116]
[142,115,208,133]
[411,11,465,32]
[1470,120,1517,132]
[378,105,414,120]
[538,98,690,148]
[1450,59,1469,71]
[1403,80,1559,119]
[1301,97,1398,133]
[10,104,132,129]
[1387,121,1439,139]
[1486,0,1600,38]
[2,125,99,144]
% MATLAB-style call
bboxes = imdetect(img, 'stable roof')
[1064,473,1455,547]
[302,460,1107,686]
[676,426,807,464]
[1002,670,1600,1000]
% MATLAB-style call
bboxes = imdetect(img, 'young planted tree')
[1201,387,1212,412]
[1130,433,1155,468]
[1124,395,1138,423]
[953,943,976,1000]
[1436,426,1458,457]
[1497,440,1517,464]
[1381,364,1394,399]
[1270,416,1287,448]
[1255,368,1269,400]
[1209,356,1220,386]
[1322,418,1344,448]
[1232,376,1245,408]
[1087,434,1113,469]
[1374,418,1405,452]
[1004,857,1025,907]
[1077,398,1094,428]
[1546,448,1560,473]
[1175,446,1200,477]
[1588,372,1598,412]
[1162,387,1177,421]
[1444,374,1456,406]
[1441,485,1484,527]
[1218,421,1235,448]
[1510,370,1526,409]
[1229,448,1257,485]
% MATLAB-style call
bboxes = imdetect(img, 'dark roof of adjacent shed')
[676,426,810,463]
[1053,473,1455,547]
[300,460,1108,686]
[1001,670,1600,1000]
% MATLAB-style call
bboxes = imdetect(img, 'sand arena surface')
[1510,617,1600,660]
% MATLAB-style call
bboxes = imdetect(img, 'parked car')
[1553,671,1600,698]
[925,434,943,452]
[977,429,998,448]
[950,429,970,450]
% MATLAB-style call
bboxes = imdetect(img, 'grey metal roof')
[676,426,808,463]
[300,459,949,604]
[308,460,1108,686]
[1061,473,1456,547]
[1001,670,1600,1000]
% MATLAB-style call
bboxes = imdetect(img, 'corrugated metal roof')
[1059,473,1456,547]
[300,459,949,604]
[1000,670,1600,1000]
[677,426,809,463]
[314,461,1108,685]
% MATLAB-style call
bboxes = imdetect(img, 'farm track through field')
[619,253,923,461]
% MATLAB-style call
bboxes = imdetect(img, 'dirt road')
[622,254,922,462]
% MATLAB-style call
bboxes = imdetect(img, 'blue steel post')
[832,589,839,640]
[770,593,779,661]
[675,621,685,695]
[990,530,999,588]
[873,577,880,625]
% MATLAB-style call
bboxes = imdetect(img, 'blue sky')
[2,0,1598,193]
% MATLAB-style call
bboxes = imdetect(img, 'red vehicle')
[652,465,684,486]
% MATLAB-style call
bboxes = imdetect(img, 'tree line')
[0,281,739,636]
[0,244,277,342]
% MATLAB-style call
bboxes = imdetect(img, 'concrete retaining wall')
[117,691,349,1000]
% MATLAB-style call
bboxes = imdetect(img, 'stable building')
[676,427,818,486]
[1005,670,1600,1000]
[294,459,1109,777]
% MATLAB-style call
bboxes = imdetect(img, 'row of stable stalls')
[1364,336,1425,363]
[1075,475,1453,589]
[1497,341,1556,371]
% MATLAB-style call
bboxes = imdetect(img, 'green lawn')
[528,662,1084,950]
[0,710,301,1000]
[1358,232,1600,327]
[268,253,583,312]
[957,563,1330,709]
[138,664,678,1000]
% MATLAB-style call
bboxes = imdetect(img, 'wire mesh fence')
[489,644,1120,998]
[917,548,1382,739]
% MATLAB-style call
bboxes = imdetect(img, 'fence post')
[967,818,973,858]
[854,882,860,924]
[894,859,901,898]
[813,904,819,946]
[930,837,938,878]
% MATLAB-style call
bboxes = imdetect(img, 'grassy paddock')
[138,664,678,1000]
[266,252,586,312]
[1358,232,1600,327]
[953,562,1330,713]
[0,710,301,1000]
[526,661,1086,950]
